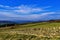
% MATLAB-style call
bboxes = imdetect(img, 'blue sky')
[0,0,60,21]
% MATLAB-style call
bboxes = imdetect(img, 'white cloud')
[14,5,43,14]
[0,5,44,14]
[0,5,56,21]
[0,5,17,10]
[0,5,11,8]
[0,11,55,21]
[10,12,54,21]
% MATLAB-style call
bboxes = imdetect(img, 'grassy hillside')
[0,22,60,40]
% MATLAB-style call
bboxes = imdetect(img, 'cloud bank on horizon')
[0,0,60,21]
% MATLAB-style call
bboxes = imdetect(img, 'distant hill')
[0,20,59,24]
[0,21,17,24]
[0,21,17,27]
[0,19,60,27]
[47,20,60,22]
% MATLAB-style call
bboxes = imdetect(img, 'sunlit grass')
[0,22,60,40]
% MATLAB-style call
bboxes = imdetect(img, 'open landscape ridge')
[0,21,60,40]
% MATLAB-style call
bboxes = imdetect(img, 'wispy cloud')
[0,5,10,8]
[14,5,43,14]
[14,8,42,14]
[0,5,56,21]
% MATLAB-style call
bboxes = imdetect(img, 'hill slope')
[0,22,60,40]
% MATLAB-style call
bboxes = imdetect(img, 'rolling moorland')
[0,20,60,40]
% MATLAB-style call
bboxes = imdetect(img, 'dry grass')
[0,22,60,40]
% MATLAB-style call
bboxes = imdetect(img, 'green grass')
[0,22,60,40]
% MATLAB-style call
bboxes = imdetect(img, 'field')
[0,22,60,40]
